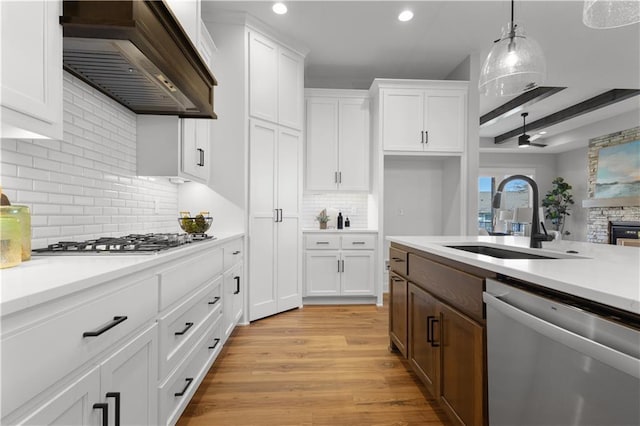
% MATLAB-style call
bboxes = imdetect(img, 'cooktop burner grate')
[32,233,214,255]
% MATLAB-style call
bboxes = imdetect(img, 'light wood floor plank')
[177,302,449,426]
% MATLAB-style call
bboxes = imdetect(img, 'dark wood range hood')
[60,1,217,119]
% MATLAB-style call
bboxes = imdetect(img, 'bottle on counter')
[345,217,350,228]
[337,212,343,229]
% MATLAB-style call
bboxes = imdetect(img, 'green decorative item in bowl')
[178,211,213,234]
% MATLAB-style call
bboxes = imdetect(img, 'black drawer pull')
[316,241,330,245]
[83,316,127,337]
[208,296,220,305]
[234,276,241,294]
[352,241,366,245]
[208,338,221,350]
[197,148,205,166]
[174,377,194,397]
[232,250,241,255]
[391,257,405,262]
[175,322,194,336]
[106,392,120,426]
[429,317,440,347]
[93,403,108,426]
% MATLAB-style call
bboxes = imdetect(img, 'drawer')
[305,234,340,249]
[159,247,223,310]
[408,253,484,322]
[159,315,223,426]
[223,238,243,271]
[158,276,222,379]
[341,234,376,250]
[1,275,158,416]
[389,246,408,276]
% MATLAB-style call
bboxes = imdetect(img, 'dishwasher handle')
[483,292,640,379]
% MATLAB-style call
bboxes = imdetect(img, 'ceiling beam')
[494,89,640,144]
[480,87,566,126]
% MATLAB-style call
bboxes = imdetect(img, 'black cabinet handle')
[316,241,330,245]
[106,392,120,426]
[338,171,342,183]
[426,316,434,343]
[175,322,194,336]
[234,276,240,294]
[391,257,405,262]
[334,171,338,183]
[421,130,425,144]
[174,378,194,397]
[425,130,429,144]
[93,403,108,426]
[352,241,365,245]
[232,250,241,255]
[208,296,220,305]
[83,316,127,337]
[430,317,440,347]
[279,209,283,222]
[208,338,221,350]
[341,259,344,272]
[197,148,205,166]
[337,259,341,273]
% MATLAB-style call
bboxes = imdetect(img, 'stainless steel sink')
[446,245,559,260]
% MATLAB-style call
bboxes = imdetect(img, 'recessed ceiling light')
[398,10,414,22]
[273,2,287,15]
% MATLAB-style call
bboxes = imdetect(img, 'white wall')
[556,147,588,241]
[0,73,179,249]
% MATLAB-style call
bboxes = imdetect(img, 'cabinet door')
[278,46,303,130]
[438,302,484,426]
[305,97,339,191]
[389,273,408,357]
[341,251,375,295]
[249,32,278,123]
[408,283,439,397]
[99,324,158,426]
[13,368,100,426]
[304,251,341,296]
[277,217,300,312]
[338,98,370,190]
[230,264,244,327]
[381,90,424,151]
[1,0,62,140]
[181,119,210,182]
[424,89,466,152]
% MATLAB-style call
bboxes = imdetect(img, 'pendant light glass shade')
[583,1,640,29]
[478,22,546,96]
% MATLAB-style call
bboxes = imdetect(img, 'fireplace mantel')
[582,196,640,208]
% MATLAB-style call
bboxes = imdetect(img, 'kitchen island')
[387,235,640,426]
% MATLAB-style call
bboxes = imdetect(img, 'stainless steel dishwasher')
[483,278,640,426]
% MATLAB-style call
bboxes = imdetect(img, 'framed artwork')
[595,139,640,199]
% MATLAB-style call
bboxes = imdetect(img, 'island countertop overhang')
[387,235,640,316]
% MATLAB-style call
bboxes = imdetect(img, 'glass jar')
[0,205,31,261]
[0,215,22,268]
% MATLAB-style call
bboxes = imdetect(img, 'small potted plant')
[316,209,330,230]
[542,177,575,238]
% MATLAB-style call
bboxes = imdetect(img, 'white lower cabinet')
[223,263,244,339]
[304,233,377,299]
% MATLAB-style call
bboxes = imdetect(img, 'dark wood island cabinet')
[389,242,496,426]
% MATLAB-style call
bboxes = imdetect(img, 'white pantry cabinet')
[249,30,304,130]
[249,119,302,321]
[373,80,467,153]
[137,115,210,184]
[1,0,62,140]
[305,90,370,191]
[304,233,377,299]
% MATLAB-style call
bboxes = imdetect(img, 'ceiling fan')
[518,112,546,148]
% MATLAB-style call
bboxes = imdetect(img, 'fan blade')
[531,143,547,147]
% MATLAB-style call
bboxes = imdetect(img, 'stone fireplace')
[584,126,640,244]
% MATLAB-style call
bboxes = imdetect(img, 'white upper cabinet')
[164,0,201,48]
[305,90,370,191]
[1,0,62,140]
[137,115,210,184]
[377,81,467,153]
[249,31,304,130]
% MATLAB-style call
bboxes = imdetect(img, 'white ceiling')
[202,1,640,153]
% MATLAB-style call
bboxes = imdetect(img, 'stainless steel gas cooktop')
[32,233,214,255]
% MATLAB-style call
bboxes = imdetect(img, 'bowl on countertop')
[178,215,213,234]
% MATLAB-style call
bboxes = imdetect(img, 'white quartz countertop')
[387,235,640,315]
[303,228,378,233]
[0,232,244,316]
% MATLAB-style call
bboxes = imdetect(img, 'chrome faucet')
[492,175,553,248]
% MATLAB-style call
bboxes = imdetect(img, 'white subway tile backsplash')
[0,73,179,248]
[302,192,370,229]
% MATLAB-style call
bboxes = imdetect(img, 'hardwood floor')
[177,300,449,426]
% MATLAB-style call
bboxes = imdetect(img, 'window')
[478,169,534,234]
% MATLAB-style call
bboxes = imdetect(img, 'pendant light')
[478,0,546,97]
[583,1,640,29]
